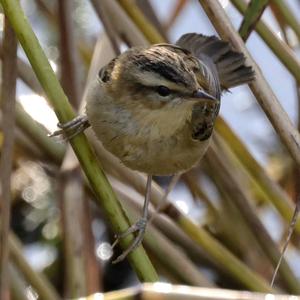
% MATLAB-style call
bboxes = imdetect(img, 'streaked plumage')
[86,33,254,175]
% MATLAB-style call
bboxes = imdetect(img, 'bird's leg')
[48,115,90,140]
[112,175,152,263]
[149,173,181,223]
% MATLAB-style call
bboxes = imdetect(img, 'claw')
[48,116,90,140]
[48,129,64,138]
[111,176,152,263]
[112,217,147,264]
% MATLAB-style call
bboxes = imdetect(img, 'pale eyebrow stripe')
[134,71,190,94]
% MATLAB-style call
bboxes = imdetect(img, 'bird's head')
[99,44,219,112]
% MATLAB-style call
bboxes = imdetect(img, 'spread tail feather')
[176,33,255,89]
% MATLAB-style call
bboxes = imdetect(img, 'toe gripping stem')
[111,218,147,264]
[111,175,152,263]
[48,116,90,140]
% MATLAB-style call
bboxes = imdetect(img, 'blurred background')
[1,0,300,299]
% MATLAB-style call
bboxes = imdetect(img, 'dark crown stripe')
[135,56,188,86]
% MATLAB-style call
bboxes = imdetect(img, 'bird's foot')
[48,115,90,140]
[112,218,147,263]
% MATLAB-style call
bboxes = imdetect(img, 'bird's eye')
[157,86,171,97]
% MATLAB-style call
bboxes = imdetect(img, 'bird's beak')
[192,89,218,102]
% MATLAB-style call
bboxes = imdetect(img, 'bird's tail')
[176,33,255,89]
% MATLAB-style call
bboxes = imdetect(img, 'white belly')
[86,80,210,175]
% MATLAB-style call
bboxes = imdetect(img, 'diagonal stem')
[198,0,300,169]
[0,16,17,300]
[0,0,158,282]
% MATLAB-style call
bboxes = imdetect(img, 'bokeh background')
[1,0,300,299]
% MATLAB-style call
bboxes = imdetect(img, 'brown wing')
[176,33,254,90]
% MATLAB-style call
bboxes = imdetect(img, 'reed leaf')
[239,0,269,41]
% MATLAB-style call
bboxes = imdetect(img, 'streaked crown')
[108,45,201,99]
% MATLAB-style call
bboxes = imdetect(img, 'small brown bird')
[52,33,254,262]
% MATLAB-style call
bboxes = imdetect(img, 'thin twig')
[91,0,148,48]
[81,194,102,293]
[231,0,300,84]
[35,0,55,24]
[271,199,300,287]
[208,136,300,293]
[15,103,65,164]
[9,263,28,300]
[136,0,168,40]
[198,0,300,181]
[90,0,121,55]
[9,234,60,300]
[59,171,89,297]
[118,0,165,44]
[272,0,300,42]
[58,0,82,109]
[215,118,299,232]
[0,42,43,94]
[265,3,300,287]
[164,0,188,31]
[0,16,17,300]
